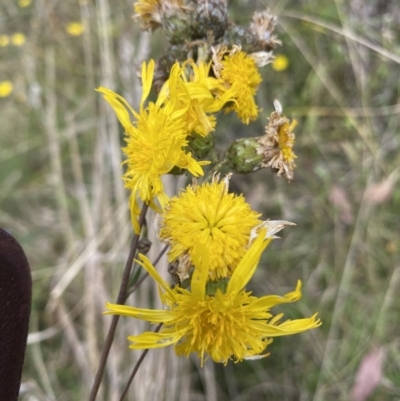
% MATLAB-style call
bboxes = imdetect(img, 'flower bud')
[188,133,215,159]
[206,278,229,296]
[192,0,228,40]
[226,137,264,174]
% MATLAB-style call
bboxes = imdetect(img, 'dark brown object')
[0,229,32,401]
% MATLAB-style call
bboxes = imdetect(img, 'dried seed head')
[249,9,281,49]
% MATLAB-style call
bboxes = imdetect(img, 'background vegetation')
[1,0,400,400]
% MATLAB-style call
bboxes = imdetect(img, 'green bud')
[226,137,263,174]
[168,133,214,176]
[206,278,229,296]
[188,133,215,159]
[162,17,194,45]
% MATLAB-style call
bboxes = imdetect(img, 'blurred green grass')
[1,0,400,400]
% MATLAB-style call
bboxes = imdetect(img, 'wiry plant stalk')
[118,323,163,401]
[89,204,149,401]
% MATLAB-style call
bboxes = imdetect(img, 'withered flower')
[258,100,297,180]
[226,100,297,180]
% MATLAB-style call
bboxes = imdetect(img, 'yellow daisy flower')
[97,60,208,232]
[159,174,262,279]
[213,48,262,124]
[105,233,321,365]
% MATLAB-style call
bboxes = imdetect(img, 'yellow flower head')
[159,174,262,279]
[258,100,297,180]
[213,47,262,124]
[105,233,321,365]
[97,60,208,232]
[11,33,26,46]
[272,54,289,72]
[18,0,31,7]
[159,175,294,280]
[66,22,85,36]
[0,81,13,98]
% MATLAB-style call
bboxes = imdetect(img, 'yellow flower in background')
[105,233,321,365]
[159,174,262,279]
[18,0,31,7]
[66,22,85,36]
[0,35,10,47]
[0,81,13,98]
[11,33,26,46]
[214,49,262,125]
[97,60,208,232]
[272,55,289,72]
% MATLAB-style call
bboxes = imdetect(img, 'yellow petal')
[156,192,169,210]
[227,232,271,297]
[140,60,155,107]
[185,83,214,100]
[190,243,209,300]
[136,254,176,299]
[250,281,302,311]
[128,329,185,349]
[176,152,208,177]
[96,87,137,130]
[257,314,322,337]
[105,302,173,323]
[156,83,168,107]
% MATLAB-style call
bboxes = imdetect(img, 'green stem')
[203,156,227,182]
